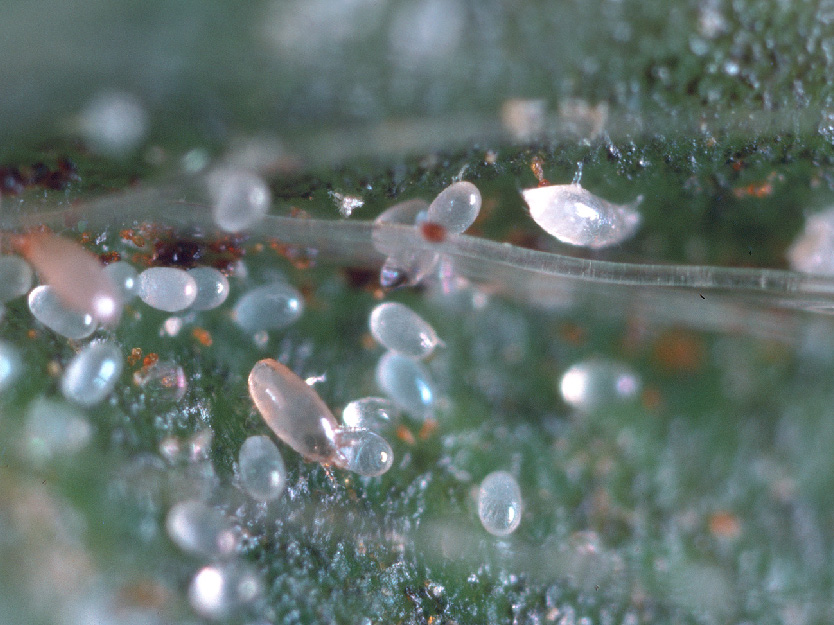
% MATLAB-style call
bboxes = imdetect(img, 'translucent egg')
[233,283,304,333]
[559,358,641,414]
[522,183,642,249]
[374,198,429,226]
[165,500,237,558]
[787,207,834,275]
[189,562,261,620]
[369,302,439,360]
[24,397,92,464]
[208,168,271,233]
[137,267,198,312]
[103,260,139,301]
[80,91,148,155]
[332,428,394,477]
[19,232,123,324]
[375,352,435,417]
[238,435,286,501]
[427,181,482,234]
[28,285,97,340]
[188,267,231,310]
[341,396,400,429]
[248,358,339,463]
[0,255,33,302]
[61,340,124,407]
[478,470,523,536]
[373,199,438,288]
[0,341,21,392]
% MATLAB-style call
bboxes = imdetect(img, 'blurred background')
[3,2,834,625]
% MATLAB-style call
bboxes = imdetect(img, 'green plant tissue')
[1,1,834,624]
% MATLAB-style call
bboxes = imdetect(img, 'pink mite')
[17,231,123,325]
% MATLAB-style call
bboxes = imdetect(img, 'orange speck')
[396,424,416,445]
[27,329,38,339]
[733,181,773,199]
[292,257,313,270]
[99,251,122,265]
[418,418,439,441]
[559,322,586,346]
[360,333,377,350]
[253,243,264,253]
[192,327,213,347]
[142,353,159,368]
[420,221,447,243]
[79,231,91,245]
[709,511,741,539]
[131,253,152,267]
[530,156,550,186]
[652,328,704,373]
[127,347,143,366]
[641,386,663,411]
[117,580,170,611]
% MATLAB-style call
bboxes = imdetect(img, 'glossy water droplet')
[0,255,33,302]
[188,266,230,310]
[20,232,123,324]
[233,283,303,332]
[137,267,198,312]
[133,360,187,403]
[375,352,435,417]
[61,340,124,407]
[0,341,20,393]
[28,285,97,340]
[522,183,642,249]
[103,260,138,301]
[478,470,523,536]
[559,358,641,413]
[24,397,92,464]
[166,500,237,558]
[209,168,271,233]
[189,562,261,620]
[369,301,439,359]
[238,435,286,501]
[248,358,338,463]
[333,428,394,477]
[427,181,481,234]
[341,397,400,429]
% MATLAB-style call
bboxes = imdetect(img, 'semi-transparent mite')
[522,183,642,250]
[15,231,123,324]
[248,358,393,477]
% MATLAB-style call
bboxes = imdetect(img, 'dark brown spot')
[420,221,446,243]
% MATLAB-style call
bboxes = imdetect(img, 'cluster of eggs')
[0,167,655,619]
